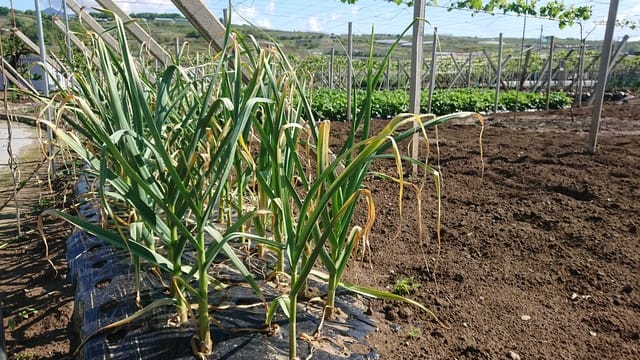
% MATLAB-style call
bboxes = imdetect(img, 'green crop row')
[308,88,573,121]
[42,16,460,360]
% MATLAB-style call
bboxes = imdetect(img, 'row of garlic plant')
[42,13,476,359]
[45,16,269,357]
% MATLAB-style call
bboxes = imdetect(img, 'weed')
[16,352,33,360]
[392,277,420,295]
[31,198,52,215]
[18,307,38,320]
[406,326,422,339]
[9,307,38,329]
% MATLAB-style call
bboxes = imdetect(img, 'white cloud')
[266,0,276,14]
[351,5,360,16]
[233,5,272,29]
[256,18,273,29]
[330,12,340,21]
[308,17,322,32]
[233,5,257,25]
[63,0,175,14]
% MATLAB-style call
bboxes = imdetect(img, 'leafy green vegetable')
[308,88,572,120]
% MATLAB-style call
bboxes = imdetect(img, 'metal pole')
[196,51,200,79]
[35,0,55,176]
[223,8,228,25]
[519,49,531,90]
[346,22,353,122]
[545,36,554,111]
[587,0,619,153]
[467,52,472,87]
[494,33,503,115]
[386,58,390,90]
[427,27,437,114]
[329,47,334,89]
[577,39,585,106]
[397,59,401,89]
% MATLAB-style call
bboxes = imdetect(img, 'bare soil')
[0,164,75,360]
[337,100,640,359]
[0,100,638,359]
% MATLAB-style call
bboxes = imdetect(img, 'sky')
[2,0,639,42]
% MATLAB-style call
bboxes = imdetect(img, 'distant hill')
[1,7,638,58]
[43,7,62,16]
[42,5,77,18]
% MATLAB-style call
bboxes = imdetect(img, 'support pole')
[467,52,472,87]
[494,33,503,115]
[35,0,55,175]
[346,22,353,122]
[409,0,425,175]
[397,59,401,90]
[170,0,227,53]
[587,34,629,106]
[448,56,470,90]
[545,36,554,111]
[329,47,334,89]
[61,0,73,66]
[386,58,390,90]
[576,39,585,106]
[482,49,508,90]
[11,30,66,73]
[65,0,121,55]
[427,27,437,114]
[0,58,38,94]
[519,48,532,90]
[587,0,619,153]
[95,0,172,65]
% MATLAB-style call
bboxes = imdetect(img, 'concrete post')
[577,39,585,106]
[427,27,438,114]
[95,0,172,65]
[61,0,73,66]
[11,30,66,73]
[494,33,503,115]
[65,0,121,55]
[409,0,425,175]
[170,0,227,52]
[587,0,619,153]
[545,36,554,111]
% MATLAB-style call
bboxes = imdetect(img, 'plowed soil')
[336,100,640,359]
[1,100,638,359]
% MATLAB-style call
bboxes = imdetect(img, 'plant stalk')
[288,290,298,360]
[197,234,212,355]
[325,274,338,319]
